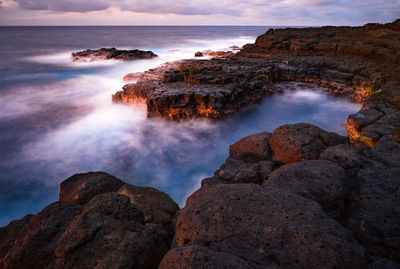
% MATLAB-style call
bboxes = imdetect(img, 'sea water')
[0,26,360,226]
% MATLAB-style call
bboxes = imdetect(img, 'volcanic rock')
[166,183,366,268]
[59,171,125,206]
[72,47,157,62]
[229,131,272,161]
[165,123,400,267]
[269,123,348,163]
[0,172,179,269]
[265,160,349,219]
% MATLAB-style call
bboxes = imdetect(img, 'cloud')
[1,0,399,25]
[8,0,399,20]
[16,0,111,12]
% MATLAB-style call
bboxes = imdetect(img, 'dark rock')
[269,123,346,163]
[229,132,272,161]
[59,171,125,206]
[0,202,81,269]
[346,152,400,261]
[368,256,400,269]
[0,214,34,258]
[319,143,363,169]
[117,184,179,225]
[265,160,349,219]
[72,47,157,62]
[172,184,366,268]
[202,158,262,185]
[159,245,257,269]
[194,51,203,57]
[1,173,179,269]
[53,192,169,269]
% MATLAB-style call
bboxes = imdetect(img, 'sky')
[0,0,399,26]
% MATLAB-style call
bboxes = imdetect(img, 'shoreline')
[1,20,399,268]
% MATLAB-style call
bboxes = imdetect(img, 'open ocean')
[0,26,361,226]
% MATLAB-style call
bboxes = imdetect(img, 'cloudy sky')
[0,0,399,26]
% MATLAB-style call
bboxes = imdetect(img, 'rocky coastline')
[113,19,400,147]
[1,122,399,268]
[1,20,400,268]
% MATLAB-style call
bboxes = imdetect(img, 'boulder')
[319,143,363,169]
[172,184,366,268]
[0,173,179,269]
[117,184,179,225]
[229,132,272,161]
[269,123,347,163]
[265,160,349,219]
[0,202,81,269]
[59,172,125,206]
[53,193,169,269]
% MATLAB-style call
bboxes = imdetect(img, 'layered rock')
[162,123,400,268]
[114,57,277,120]
[0,172,179,269]
[239,19,400,147]
[112,19,400,147]
[72,47,157,62]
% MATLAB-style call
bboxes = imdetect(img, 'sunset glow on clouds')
[0,0,399,25]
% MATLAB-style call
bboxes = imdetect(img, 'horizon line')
[0,24,360,27]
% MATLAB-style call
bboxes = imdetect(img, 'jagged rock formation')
[0,172,179,269]
[113,19,400,147]
[72,47,157,62]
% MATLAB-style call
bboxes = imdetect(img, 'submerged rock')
[72,47,157,62]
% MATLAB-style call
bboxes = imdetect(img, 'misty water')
[0,26,361,226]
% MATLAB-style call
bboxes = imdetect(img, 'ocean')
[0,26,360,226]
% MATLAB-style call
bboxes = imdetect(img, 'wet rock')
[114,57,277,120]
[59,171,125,206]
[112,81,160,104]
[172,184,366,268]
[72,47,157,62]
[269,123,346,163]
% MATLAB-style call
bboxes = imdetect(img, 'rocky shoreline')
[113,19,400,147]
[1,122,399,268]
[1,20,400,268]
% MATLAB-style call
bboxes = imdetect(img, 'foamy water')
[0,27,360,226]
